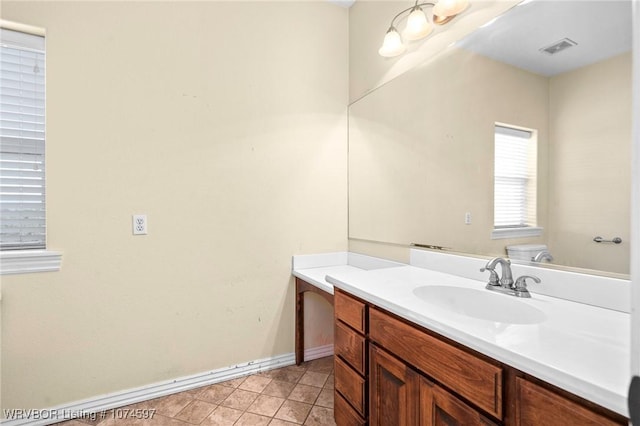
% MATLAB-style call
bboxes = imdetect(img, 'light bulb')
[404,7,433,41]
[433,0,469,18]
[378,27,406,57]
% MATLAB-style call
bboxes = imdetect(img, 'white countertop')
[324,264,630,417]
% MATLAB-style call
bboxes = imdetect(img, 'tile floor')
[57,356,336,426]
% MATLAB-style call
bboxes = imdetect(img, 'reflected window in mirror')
[492,124,542,239]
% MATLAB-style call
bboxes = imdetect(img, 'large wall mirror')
[349,0,632,276]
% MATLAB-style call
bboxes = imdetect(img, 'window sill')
[491,227,543,240]
[0,249,62,275]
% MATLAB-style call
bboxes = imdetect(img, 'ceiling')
[327,0,356,8]
[456,0,632,77]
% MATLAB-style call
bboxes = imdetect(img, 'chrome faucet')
[480,257,540,298]
[532,250,554,263]
[482,257,514,288]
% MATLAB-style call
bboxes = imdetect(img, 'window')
[491,124,542,239]
[0,23,60,274]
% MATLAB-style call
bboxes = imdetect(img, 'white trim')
[491,226,543,240]
[0,20,45,36]
[0,250,62,275]
[1,352,297,425]
[303,344,334,362]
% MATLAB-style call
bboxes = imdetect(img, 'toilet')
[506,244,550,262]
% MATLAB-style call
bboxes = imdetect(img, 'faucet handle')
[480,267,500,286]
[514,275,541,291]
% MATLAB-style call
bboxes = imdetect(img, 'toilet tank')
[506,244,549,261]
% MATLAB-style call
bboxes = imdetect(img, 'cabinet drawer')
[335,290,366,334]
[515,377,625,426]
[335,356,366,417]
[335,391,366,426]
[335,320,366,375]
[369,307,502,419]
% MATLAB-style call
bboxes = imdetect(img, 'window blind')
[0,28,46,250]
[494,125,535,229]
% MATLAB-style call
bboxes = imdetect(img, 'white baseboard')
[303,344,334,362]
[2,351,305,425]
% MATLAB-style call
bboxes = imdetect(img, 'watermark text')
[4,408,157,421]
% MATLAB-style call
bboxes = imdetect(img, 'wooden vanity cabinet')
[369,344,419,425]
[369,307,502,420]
[333,289,627,426]
[334,289,368,424]
[368,343,497,426]
[514,377,624,426]
[335,392,367,426]
[420,377,497,426]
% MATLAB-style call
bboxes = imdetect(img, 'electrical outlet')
[132,214,147,235]
[464,212,471,225]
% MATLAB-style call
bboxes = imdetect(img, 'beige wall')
[303,293,334,350]
[548,52,631,274]
[1,1,348,410]
[348,47,549,258]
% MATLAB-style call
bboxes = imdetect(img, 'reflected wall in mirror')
[349,0,632,276]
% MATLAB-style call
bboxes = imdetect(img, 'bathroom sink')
[412,285,546,324]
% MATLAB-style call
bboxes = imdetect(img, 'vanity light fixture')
[378,0,469,57]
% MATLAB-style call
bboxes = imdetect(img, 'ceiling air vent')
[539,38,578,55]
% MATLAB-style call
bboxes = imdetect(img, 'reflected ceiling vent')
[539,38,578,55]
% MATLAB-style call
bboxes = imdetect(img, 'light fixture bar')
[378,0,469,58]
[387,1,436,31]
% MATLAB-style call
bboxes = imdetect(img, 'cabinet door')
[369,344,419,426]
[420,377,497,426]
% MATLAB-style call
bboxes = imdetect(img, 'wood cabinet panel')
[332,289,627,426]
[369,307,503,419]
[515,377,625,426]
[369,344,419,426]
[335,320,366,375]
[335,290,366,334]
[335,391,366,426]
[335,356,366,417]
[420,377,497,426]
